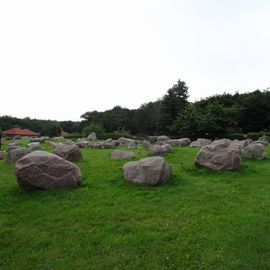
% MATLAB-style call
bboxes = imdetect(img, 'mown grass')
[1,140,270,270]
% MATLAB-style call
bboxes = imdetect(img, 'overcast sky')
[0,0,269,121]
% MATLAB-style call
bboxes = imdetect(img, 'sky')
[0,0,270,121]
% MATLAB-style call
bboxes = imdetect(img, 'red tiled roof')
[2,128,40,136]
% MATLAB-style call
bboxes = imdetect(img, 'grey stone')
[15,151,81,192]
[150,145,168,156]
[194,139,241,171]
[28,142,41,150]
[258,135,270,144]
[6,148,31,163]
[241,143,268,160]
[190,138,212,148]
[111,150,135,160]
[157,135,170,142]
[118,137,136,147]
[142,140,151,149]
[123,156,172,186]
[168,138,191,147]
[87,132,97,141]
[53,144,82,162]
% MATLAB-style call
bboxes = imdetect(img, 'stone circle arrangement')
[1,132,269,192]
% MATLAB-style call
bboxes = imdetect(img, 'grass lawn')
[1,140,270,270]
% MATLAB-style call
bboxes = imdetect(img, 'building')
[2,128,40,137]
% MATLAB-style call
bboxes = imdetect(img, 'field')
[1,140,270,270]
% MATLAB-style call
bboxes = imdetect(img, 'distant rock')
[118,137,136,147]
[258,135,269,144]
[0,151,4,160]
[157,135,170,142]
[111,150,135,160]
[231,139,250,149]
[150,145,167,156]
[241,143,268,160]
[6,148,31,163]
[15,151,81,192]
[87,132,97,141]
[142,140,151,149]
[123,156,172,186]
[194,139,241,171]
[168,138,191,147]
[190,138,212,148]
[53,144,82,162]
[28,142,41,150]
[162,144,173,152]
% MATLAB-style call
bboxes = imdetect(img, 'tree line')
[1,79,270,138]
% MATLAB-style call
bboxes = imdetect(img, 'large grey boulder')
[48,141,63,148]
[168,138,191,147]
[15,151,81,192]
[87,132,97,141]
[123,156,172,186]
[150,145,169,156]
[231,139,250,149]
[53,144,82,162]
[118,137,136,147]
[241,143,268,160]
[142,140,151,149]
[6,148,31,163]
[111,150,135,160]
[157,135,170,142]
[28,142,41,150]
[7,141,20,151]
[30,137,49,143]
[190,138,212,148]
[162,144,173,152]
[194,139,241,171]
[148,136,158,143]
[258,135,269,144]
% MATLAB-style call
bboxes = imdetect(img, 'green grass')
[1,140,270,270]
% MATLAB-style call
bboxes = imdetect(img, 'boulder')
[7,145,19,152]
[142,140,151,149]
[157,135,170,142]
[128,141,137,149]
[48,141,63,148]
[88,142,102,149]
[53,144,82,162]
[194,139,241,171]
[148,136,158,143]
[168,138,191,147]
[29,137,49,143]
[241,143,268,160]
[162,144,173,152]
[258,135,270,144]
[123,156,172,186]
[6,148,31,162]
[28,142,41,150]
[15,151,81,192]
[0,151,4,160]
[111,150,135,160]
[150,145,168,156]
[118,137,136,147]
[101,142,116,149]
[231,139,250,149]
[13,135,21,140]
[190,138,212,148]
[87,132,97,141]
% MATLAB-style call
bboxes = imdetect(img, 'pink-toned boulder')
[15,151,81,192]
